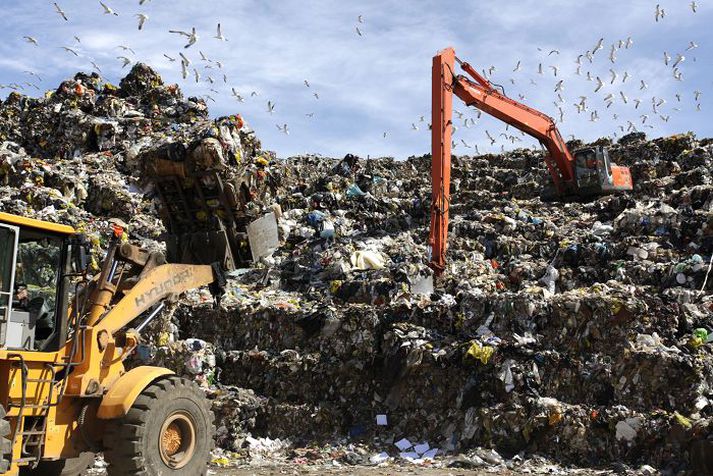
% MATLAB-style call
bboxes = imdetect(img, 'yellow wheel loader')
[0,211,228,475]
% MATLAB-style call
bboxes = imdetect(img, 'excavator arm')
[429,47,630,274]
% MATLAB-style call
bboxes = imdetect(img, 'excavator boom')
[429,47,632,274]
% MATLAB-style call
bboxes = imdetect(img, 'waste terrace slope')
[174,135,712,472]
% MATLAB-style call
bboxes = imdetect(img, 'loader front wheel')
[103,376,214,476]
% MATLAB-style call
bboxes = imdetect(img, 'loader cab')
[0,213,77,352]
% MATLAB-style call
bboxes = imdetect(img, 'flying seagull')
[117,56,131,68]
[135,13,148,30]
[53,2,68,21]
[169,28,198,48]
[117,45,135,54]
[655,4,665,22]
[231,88,244,102]
[99,1,118,16]
[214,23,227,41]
[22,36,38,46]
[61,46,79,56]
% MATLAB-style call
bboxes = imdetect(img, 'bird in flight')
[672,54,685,68]
[169,27,198,48]
[117,56,132,68]
[355,26,363,36]
[22,36,38,46]
[358,14,364,23]
[548,49,560,56]
[267,100,275,114]
[53,2,68,21]
[690,1,698,13]
[592,38,604,54]
[655,4,665,22]
[686,41,698,51]
[117,45,135,54]
[163,53,176,62]
[276,124,289,135]
[61,46,79,56]
[135,13,148,30]
[595,76,604,92]
[214,23,227,41]
[231,88,244,102]
[99,1,118,16]
[304,79,310,88]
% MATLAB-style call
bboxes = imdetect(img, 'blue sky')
[0,0,710,158]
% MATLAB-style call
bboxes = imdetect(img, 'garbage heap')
[0,63,267,253]
[1,65,713,473]
[170,135,713,473]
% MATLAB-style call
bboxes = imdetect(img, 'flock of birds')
[442,1,707,153]
[3,1,710,155]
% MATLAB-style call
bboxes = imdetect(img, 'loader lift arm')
[429,47,631,274]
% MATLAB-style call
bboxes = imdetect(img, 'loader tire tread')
[103,376,214,476]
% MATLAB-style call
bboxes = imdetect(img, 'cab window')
[0,226,18,315]
[15,231,63,345]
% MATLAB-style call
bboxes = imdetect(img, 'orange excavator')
[428,47,633,274]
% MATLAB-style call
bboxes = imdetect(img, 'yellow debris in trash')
[673,412,692,428]
[329,280,343,294]
[211,456,230,467]
[465,341,494,364]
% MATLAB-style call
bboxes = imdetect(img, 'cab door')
[0,223,19,348]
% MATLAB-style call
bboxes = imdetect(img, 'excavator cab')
[573,146,633,195]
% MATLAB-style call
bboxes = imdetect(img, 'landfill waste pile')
[1,65,713,475]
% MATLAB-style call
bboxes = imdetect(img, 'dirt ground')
[210,466,607,475]
[212,468,501,475]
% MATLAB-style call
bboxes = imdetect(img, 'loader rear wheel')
[103,376,214,475]
[0,405,11,473]
[19,451,95,475]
